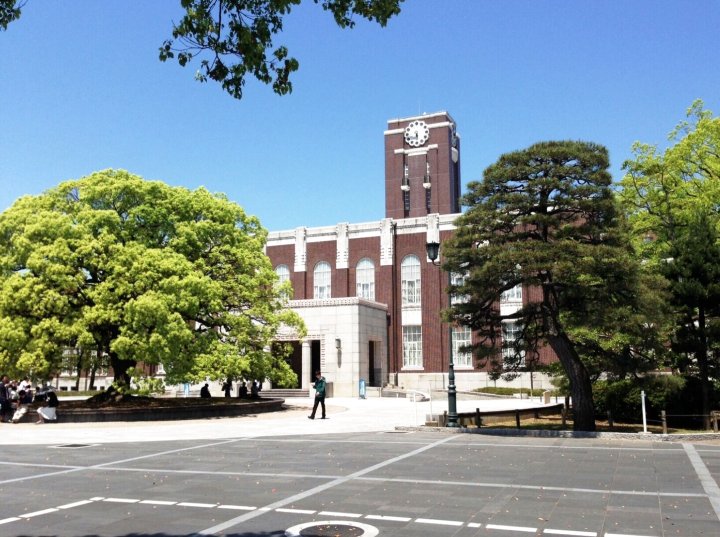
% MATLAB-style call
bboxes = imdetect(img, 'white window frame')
[402,325,423,368]
[313,261,332,299]
[501,283,522,303]
[452,326,473,368]
[502,320,525,366]
[275,264,291,300]
[401,255,421,307]
[275,264,290,284]
[355,258,375,300]
[450,271,469,305]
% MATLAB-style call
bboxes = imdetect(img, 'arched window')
[275,264,290,284]
[313,261,331,299]
[401,255,421,306]
[356,258,375,300]
[275,264,291,299]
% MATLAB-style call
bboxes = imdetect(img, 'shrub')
[593,375,720,427]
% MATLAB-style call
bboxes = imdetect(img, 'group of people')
[199,379,263,399]
[0,375,59,424]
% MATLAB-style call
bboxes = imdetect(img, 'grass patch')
[473,387,557,397]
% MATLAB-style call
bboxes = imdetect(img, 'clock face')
[404,120,430,147]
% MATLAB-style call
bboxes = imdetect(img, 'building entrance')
[311,340,321,380]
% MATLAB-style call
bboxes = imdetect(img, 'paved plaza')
[1,397,719,537]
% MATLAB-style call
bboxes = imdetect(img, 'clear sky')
[1,1,718,231]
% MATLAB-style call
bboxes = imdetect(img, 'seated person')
[199,383,211,398]
[11,390,30,423]
[238,381,248,398]
[36,390,59,423]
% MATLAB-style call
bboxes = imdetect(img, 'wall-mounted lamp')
[335,338,342,350]
[426,241,440,266]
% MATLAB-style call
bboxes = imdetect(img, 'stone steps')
[264,389,310,398]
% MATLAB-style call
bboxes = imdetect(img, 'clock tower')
[384,111,461,219]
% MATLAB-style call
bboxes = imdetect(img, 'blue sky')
[1,1,718,231]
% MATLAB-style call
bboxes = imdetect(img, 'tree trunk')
[75,354,82,391]
[109,352,135,388]
[547,334,596,431]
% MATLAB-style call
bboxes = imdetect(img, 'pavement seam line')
[682,442,720,521]
[356,475,708,498]
[0,437,241,485]
[192,434,456,536]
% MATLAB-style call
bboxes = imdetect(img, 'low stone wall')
[26,398,285,423]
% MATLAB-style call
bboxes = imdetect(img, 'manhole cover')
[299,524,363,537]
[50,444,96,449]
[286,520,378,537]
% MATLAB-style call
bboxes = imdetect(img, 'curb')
[396,425,720,442]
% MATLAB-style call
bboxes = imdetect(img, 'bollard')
[661,410,667,435]
[607,410,613,427]
[475,408,482,428]
[515,409,521,429]
[561,407,567,427]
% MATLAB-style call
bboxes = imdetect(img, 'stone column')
[301,340,311,391]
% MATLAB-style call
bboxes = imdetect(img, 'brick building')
[266,112,548,397]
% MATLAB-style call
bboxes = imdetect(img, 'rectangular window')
[357,281,374,300]
[402,326,423,368]
[450,271,469,305]
[452,326,472,368]
[502,321,525,366]
[501,284,522,303]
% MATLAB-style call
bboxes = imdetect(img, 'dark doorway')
[311,340,321,384]
[369,341,380,387]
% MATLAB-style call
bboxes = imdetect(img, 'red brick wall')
[385,113,459,220]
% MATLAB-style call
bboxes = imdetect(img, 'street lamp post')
[426,240,459,428]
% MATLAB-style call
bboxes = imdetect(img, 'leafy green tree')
[619,100,720,428]
[0,170,304,388]
[0,0,22,30]
[444,141,655,431]
[1,0,404,100]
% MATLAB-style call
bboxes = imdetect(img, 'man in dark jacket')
[0,375,10,423]
[308,370,327,420]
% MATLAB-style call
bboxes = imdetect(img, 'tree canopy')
[0,0,404,100]
[443,141,660,431]
[0,170,304,387]
[619,100,720,427]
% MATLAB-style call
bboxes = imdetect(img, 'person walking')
[308,370,327,420]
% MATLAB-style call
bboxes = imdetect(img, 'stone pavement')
[0,395,548,445]
[2,396,720,537]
